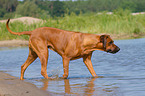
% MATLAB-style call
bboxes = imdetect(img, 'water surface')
[0,38,145,96]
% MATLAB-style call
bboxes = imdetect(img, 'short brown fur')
[6,19,120,80]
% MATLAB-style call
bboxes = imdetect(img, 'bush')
[16,1,42,17]
[0,12,145,40]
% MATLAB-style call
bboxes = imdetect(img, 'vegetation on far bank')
[0,0,145,40]
[1,0,145,19]
[0,10,145,40]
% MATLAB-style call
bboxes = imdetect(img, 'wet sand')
[0,71,51,96]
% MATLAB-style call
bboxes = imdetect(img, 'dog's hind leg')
[20,47,38,80]
[30,39,49,79]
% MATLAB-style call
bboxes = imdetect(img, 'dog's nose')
[116,47,120,52]
[114,47,120,53]
[110,47,120,54]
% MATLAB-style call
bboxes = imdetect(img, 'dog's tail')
[6,18,32,36]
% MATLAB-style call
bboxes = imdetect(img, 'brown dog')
[6,19,120,80]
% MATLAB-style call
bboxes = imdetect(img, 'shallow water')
[0,38,145,96]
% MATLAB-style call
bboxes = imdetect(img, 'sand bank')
[0,40,28,47]
[0,71,51,96]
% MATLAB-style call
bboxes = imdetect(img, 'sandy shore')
[0,17,43,25]
[0,40,28,47]
[0,71,51,96]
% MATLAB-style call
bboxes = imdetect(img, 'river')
[0,38,145,96]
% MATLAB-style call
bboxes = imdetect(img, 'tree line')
[0,0,145,19]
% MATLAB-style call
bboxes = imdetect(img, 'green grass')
[0,12,145,40]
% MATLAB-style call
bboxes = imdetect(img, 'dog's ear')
[100,35,108,48]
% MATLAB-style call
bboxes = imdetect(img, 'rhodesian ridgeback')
[6,19,120,80]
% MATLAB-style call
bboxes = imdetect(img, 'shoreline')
[0,40,28,47]
[0,71,51,96]
[0,32,145,47]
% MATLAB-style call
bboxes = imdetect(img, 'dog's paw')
[60,76,68,79]
[93,75,99,78]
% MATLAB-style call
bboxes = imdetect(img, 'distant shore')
[0,40,28,47]
[1,13,145,42]
[0,33,144,47]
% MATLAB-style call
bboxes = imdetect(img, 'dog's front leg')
[62,57,70,79]
[83,53,98,78]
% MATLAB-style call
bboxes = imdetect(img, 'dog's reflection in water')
[39,77,121,96]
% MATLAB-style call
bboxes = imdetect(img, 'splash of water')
[48,66,62,79]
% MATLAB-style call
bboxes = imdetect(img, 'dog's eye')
[109,41,113,44]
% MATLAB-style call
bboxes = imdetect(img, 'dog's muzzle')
[107,46,120,54]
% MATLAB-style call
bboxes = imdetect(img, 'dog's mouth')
[106,47,120,54]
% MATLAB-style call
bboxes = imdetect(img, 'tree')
[0,8,6,17]
[35,0,66,17]
[0,0,18,12]
[134,0,145,12]
[120,0,137,12]
[16,0,41,17]
[0,0,18,18]
[50,0,66,17]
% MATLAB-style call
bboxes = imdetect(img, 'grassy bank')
[0,12,145,40]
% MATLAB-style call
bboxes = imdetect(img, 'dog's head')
[100,35,120,54]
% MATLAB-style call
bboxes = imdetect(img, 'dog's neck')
[82,35,104,54]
